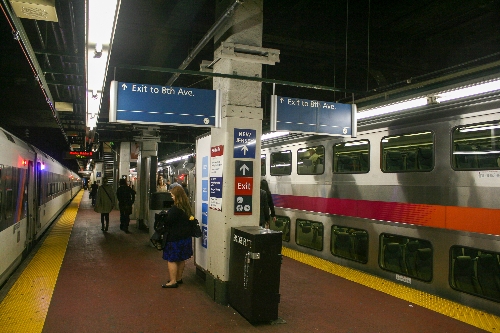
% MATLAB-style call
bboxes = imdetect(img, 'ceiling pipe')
[165,0,244,86]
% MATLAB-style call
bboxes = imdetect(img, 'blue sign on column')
[233,128,256,158]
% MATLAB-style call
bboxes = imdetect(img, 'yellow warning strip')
[282,247,500,332]
[0,191,82,333]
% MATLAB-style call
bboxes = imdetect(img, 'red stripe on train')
[273,194,500,235]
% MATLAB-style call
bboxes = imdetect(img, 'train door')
[25,161,36,251]
[35,161,41,236]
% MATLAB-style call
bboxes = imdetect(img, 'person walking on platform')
[94,177,116,232]
[161,186,193,288]
[90,181,98,206]
[116,178,136,233]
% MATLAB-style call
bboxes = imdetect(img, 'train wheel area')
[0,190,496,332]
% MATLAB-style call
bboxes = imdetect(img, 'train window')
[296,219,323,251]
[452,121,500,170]
[381,132,434,172]
[270,151,292,176]
[269,215,291,242]
[5,189,13,219]
[330,225,368,263]
[297,145,325,175]
[379,234,433,282]
[450,246,500,302]
[333,140,370,173]
[261,154,266,176]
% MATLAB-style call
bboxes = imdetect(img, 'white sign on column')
[209,145,224,211]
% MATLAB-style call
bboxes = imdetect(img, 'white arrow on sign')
[121,83,128,90]
[239,163,250,175]
[241,145,248,155]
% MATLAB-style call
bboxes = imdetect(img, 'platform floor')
[0,190,498,332]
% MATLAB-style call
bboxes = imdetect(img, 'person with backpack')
[161,186,193,288]
[94,177,116,232]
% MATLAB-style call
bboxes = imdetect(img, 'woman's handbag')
[190,217,202,238]
[150,231,167,250]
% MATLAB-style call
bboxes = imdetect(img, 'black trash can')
[229,226,282,323]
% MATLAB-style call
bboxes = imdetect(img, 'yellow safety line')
[282,247,500,332]
[0,191,82,333]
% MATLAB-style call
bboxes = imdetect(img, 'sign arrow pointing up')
[239,163,250,175]
[241,145,248,155]
[121,83,128,90]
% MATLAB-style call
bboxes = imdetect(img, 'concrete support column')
[204,0,279,304]
[135,131,159,231]
[118,142,131,181]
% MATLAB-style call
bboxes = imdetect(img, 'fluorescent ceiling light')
[86,0,121,128]
[459,124,500,133]
[437,79,500,103]
[163,154,193,164]
[358,98,427,120]
[453,151,500,155]
[262,131,289,141]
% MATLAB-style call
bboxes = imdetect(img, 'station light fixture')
[358,77,500,120]
[85,0,121,130]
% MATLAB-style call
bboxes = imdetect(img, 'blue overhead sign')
[109,81,220,127]
[270,95,356,137]
[233,128,256,158]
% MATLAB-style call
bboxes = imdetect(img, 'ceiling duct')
[9,0,58,22]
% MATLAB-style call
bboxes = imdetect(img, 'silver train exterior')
[0,127,81,287]
[262,95,500,316]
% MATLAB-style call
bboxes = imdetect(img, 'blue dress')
[162,206,193,262]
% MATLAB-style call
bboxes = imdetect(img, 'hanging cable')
[366,0,371,91]
[344,0,349,98]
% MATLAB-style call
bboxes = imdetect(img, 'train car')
[0,127,81,287]
[262,90,500,316]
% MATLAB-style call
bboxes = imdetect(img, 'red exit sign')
[64,151,94,159]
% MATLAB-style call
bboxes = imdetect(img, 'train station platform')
[0,190,498,332]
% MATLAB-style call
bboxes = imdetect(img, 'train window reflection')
[269,215,290,242]
[450,246,500,302]
[296,219,323,251]
[452,121,500,170]
[5,189,13,219]
[379,234,433,282]
[261,154,266,176]
[270,150,292,176]
[297,146,325,175]
[333,140,370,173]
[331,225,368,263]
[381,132,434,172]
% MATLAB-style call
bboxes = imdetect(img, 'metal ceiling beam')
[165,0,244,86]
[1,0,69,145]
[120,64,360,94]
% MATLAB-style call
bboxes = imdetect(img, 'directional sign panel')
[233,128,256,158]
[235,160,253,177]
[234,195,252,215]
[271,95,356,137]
[235,177,253,195]
[109,81,219,127]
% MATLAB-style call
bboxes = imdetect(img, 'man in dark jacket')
[116,178,136,233]
[90,181,98,206]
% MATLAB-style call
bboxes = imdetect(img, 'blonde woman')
[161,186,193,288]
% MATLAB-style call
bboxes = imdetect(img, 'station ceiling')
[0,0,499,172]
